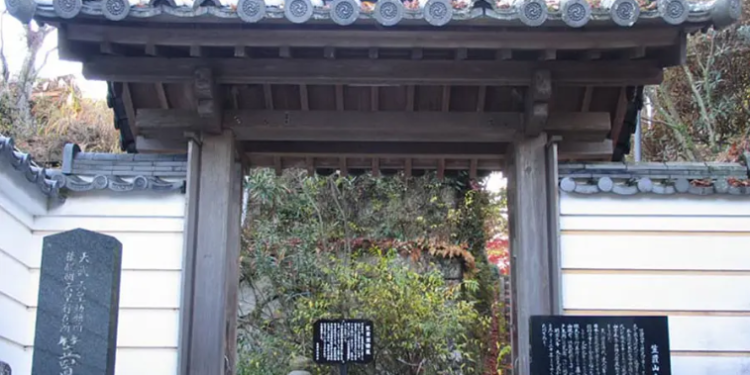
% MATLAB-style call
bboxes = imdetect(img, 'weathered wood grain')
[189,131,236,375]
[66,24,682,50]
[136,109,611,142]
[507,134,553,375]
[178,140,200,375]
[83,57,664,86]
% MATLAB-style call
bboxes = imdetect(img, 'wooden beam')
[230,86,240,110]
[136,109,611,142]
[240,141,511,156]
[624,46,646,59]
[234,46,247,58]
[455,48,468,60]
[67,24,682,50]
[244,154,506,172]
[273,156,283,175]
[506,134,552,375]
[476,85,487,112]
[610,86,629,146]
[371,87,379,112]
[335,85,344,111]
[497,49,513,60]
[155,83,170,109]
[525,70,551,136]
[178,140,200,375]
[189,131,237,375]
[368,47,378,59]
[225,161,242,375]
[100,41,125,55]
[581,86,593,112]
[442,86,451,112]
[279,46,291,58]
[411,48,423,60]
[581,50,602,60]
[300,84,309,111]
[228,111,521,142]
[406,85,415,111]
[540,49,557,61]
[305,156,314,175]
[339,158,348,177]
[121,82,138,138]
[545,142,562,315]
[135,135,187,153]
[84,57,664,86]
[145,43,159,56]
[193,68,222,133]
[190,45,203,57]
[263,84,274,110]
[557,140,614,160]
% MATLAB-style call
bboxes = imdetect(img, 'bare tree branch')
[0,11,10,82]
[31,46,58,83]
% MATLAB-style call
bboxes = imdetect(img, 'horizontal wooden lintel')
[136,109,611,143]
[66,24,681,51]
[84,57,663,86]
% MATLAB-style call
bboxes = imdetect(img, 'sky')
[0,10,108,98]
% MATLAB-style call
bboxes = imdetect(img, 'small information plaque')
[313,319,374,365]
[530,316,671,375]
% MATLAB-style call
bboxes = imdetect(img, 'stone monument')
[30,229,123,375]
[0,361,10,375]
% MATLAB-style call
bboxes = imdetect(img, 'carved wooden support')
[525,70,551,137]
[193,67,222,134]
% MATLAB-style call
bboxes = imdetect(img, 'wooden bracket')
[524,70,551,137]
[193,67,222,134]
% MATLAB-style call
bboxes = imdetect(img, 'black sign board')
[530,316,671,375]
[31,229,122,375]
[313,319,374,365]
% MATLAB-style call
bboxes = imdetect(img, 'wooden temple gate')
[5,0,740,371]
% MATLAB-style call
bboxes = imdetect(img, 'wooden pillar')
[545,142,563,314]
[506,134,555,375]
[178,131,241,375]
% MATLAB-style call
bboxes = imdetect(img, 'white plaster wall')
[0,187,185,375]
[560,192,750,375]
[0,196,36,375]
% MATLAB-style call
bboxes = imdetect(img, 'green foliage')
[238,169,507,375]
[288,252,489,375]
